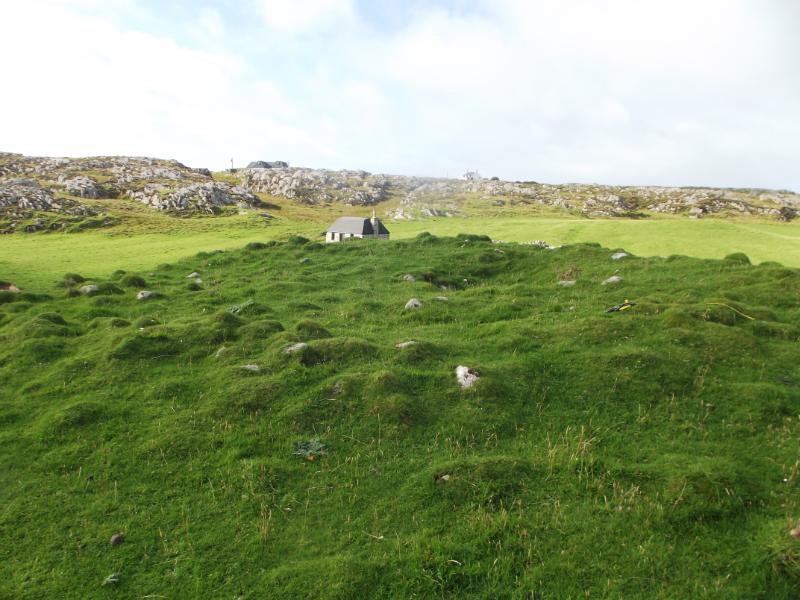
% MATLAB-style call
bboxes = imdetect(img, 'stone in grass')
[187,272,200,278]
[299,257,311,264]
[455,365,480,389]
[284,342,308,354]
[241,364,261,372]
[611,252,629,260]
[402,274,416,282]
[558,280,576,287]
[215,346,229,359]
[79,284,99,295]
[435,296,449,302]
[110,533,124,546]
[137,290,161,300]
[102,573,120,586]
[396,340,417,349]
[405,298,422,310]
[294,439,327,461]
[602,275,623,285]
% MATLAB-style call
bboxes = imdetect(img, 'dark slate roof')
[327,217,390,235]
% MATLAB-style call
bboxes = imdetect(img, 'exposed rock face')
[61,176,105,199]
[242,167,393,206]
[0,178,99,225]
[127,182,261,213]
[0,179,57,211]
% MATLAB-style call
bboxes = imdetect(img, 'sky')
[0,0,798,189]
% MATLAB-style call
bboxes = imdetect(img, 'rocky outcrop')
[242,167,393,205]
[127,182,261,213]
[0,178,98,216]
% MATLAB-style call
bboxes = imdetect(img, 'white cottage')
[326,213,390,243]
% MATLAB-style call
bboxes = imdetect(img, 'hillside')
[1,235,798,598]
[1,152,798,237]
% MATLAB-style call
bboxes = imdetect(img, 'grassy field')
[1,234,798,598]
[1,212,799,288]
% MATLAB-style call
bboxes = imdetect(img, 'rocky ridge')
[238,164,799,221]
[1,152,798,230]
[0,153,263,219]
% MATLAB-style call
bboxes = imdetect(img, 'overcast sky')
[1,0,798,189]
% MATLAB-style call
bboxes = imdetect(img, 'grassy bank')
[1,214,799,288]
[1,235,798,598]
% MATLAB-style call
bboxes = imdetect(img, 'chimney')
[371,209,379,235]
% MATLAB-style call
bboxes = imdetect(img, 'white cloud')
[0,1,797,189]
[255,0,355,32]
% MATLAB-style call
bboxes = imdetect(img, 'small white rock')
[215,347,229,358]
[435,296,449,302]
[241,364,260,372]
[137,290,157,300]
[396,341,417,349]
[611,252,629,260]
[402,274,416,282]
[558,280,576,287]
[405,298,422,310]
[602,275,623,285]
[284,342,309,354]
[455,365,480,389]
[79,284,99,295]
[187,272,201,278]
[192,278,203,285]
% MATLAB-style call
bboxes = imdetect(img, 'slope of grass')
[1,235,799,598]
[2,211,799,289]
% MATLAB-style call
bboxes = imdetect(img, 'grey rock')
[558,280,576,287]
[241,364,261,372]
[395,340,417,349]
[402,274,416,282]
[284,342,309,354]
[136,290,159,300]
[455,365,480,389]
[602,275,623,285]
[611,252,629,260]
[79,284,99,295]
[109,533,124,546]
[405,298,422,310]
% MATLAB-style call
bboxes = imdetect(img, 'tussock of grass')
[1,236,799,598]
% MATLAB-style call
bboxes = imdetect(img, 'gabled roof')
[327,217,389,235]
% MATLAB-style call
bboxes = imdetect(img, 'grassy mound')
[0,236,799,598]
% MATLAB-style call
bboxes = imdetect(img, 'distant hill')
[1,152,798,235]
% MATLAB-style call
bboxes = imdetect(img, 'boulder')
[405,298,422,310]
[284,342,308,354]
[611,252,628,260]
[79,284,99,295]
[455,365,480,389]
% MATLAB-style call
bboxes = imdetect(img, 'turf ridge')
[0,233,798,598]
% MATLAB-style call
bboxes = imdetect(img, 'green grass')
[1,234,799,598]
[2,210,798,289]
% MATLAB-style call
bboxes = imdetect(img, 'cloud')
[255,0,355,32]
[0,0,797,189]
